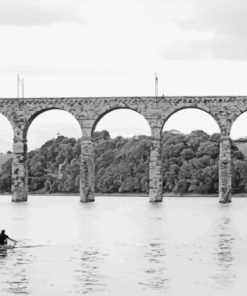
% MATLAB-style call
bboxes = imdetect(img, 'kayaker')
[0,230,17,246]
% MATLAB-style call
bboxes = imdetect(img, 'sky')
[1,0,247,152]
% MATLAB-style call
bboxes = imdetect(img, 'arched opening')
[162,108,221,195]
[230,111,247,194]
[0,114,14,194]
[93,108,151,194]
[26,109,82,194]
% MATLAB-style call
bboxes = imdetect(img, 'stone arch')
[12,107,83,202]
[0,111,15,132]
[226,102,247,127]
[161,106,222,198]
[91,107,151,136]
[0,112,15,152]
[230,110,247,196]
[161,106,221,133]
[230,110,247,140]
[0,112,15,131]
[23,107,82,140]
[91,107,152,198]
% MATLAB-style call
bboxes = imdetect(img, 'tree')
[0,130,247,195]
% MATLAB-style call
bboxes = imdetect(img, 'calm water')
[0,195,247,295]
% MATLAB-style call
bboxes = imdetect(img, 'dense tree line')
[0,130,247,194]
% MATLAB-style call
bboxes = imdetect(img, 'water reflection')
[72,246,108,294]
[2,196,247,295]
[0,249,8,259]
[0,248,32,294]
[211,213,236,289]
[139,239,170,292]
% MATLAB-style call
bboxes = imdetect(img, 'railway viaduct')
[0,96,245,203]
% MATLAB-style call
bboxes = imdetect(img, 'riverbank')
[1,192,247,198]
[29,192,247,197]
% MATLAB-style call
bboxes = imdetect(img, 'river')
[0,195,247,295]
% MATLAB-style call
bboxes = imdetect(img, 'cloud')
[0,0,83,26]
[163,0,247,60]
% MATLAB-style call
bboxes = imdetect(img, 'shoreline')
[1,192,247,198]
[22,192,247,197]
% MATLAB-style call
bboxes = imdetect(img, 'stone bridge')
[1,96,245,203]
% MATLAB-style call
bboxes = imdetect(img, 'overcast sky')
[1,0,247,152]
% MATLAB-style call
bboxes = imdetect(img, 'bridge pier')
[219,136,232,203]
[149,131,163,202]
[12,139,28,202]
[80,137,95,202]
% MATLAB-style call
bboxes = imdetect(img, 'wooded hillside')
[0,130,247,194]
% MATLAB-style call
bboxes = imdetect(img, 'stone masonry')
[1,96,245,203]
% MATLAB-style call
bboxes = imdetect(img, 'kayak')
[0,245,15,250]
[0,244,47,251]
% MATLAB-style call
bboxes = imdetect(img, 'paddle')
[13,244,48,249]
[0,240,48,250]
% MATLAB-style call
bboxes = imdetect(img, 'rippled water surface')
[1,195,247,295]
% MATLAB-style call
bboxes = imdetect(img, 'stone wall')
[1,96,246,203]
